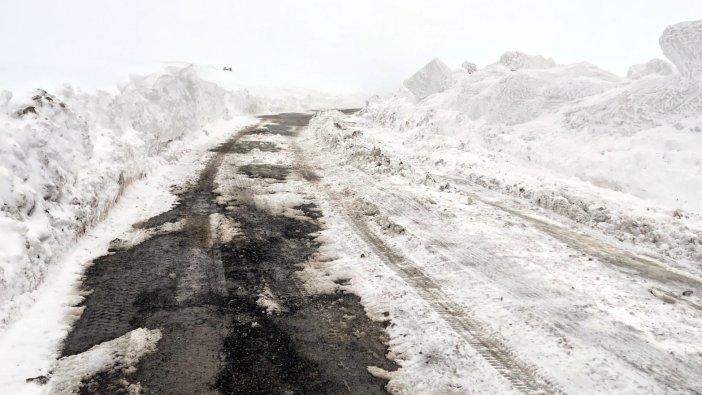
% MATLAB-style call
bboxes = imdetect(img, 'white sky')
[1,0,701,94]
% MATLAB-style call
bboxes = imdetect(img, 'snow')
[294,21,702,390]
[1,13,702,395]
[302,107,702,394]
[346,19,702,267]
[207,213,240,247]
[192,63,364,112]
[460,61,478,74]
[626,58,673,79]
[0,63,358,332]
[0,116,254,395]
[403,58,455,99]
[498,51,556,70]
[659,19,702,79]
[45,328,162,394]
[108,219,187,252]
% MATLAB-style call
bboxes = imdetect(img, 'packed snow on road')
[1,17,702,395]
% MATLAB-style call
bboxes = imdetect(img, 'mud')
[60,114,396,394]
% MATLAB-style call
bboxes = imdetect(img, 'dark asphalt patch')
[216,199,395,394]
[237,164,290,180]
[230,140,281,153]
[59,115,396,394]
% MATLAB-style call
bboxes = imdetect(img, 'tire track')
[293,140,565,395]
[336,195,565,395]
[310,149,702,394]
[440,175,702,292]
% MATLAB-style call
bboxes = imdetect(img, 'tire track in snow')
[292,141,565,395]
[333,192,565,395]
[440,175,702,292]
[315,157,702,394]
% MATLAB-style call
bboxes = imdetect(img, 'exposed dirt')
[60,114,396,394]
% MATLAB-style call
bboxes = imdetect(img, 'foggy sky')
[1,0,700,94]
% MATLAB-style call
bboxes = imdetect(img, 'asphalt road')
[61,112,396,394]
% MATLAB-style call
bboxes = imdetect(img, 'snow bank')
[0,64,354,329]
[461,61,478,74]
[626,59,673,79]
[403,58,454,99]
[660,19,702,79]
[498,51,556,70]
[314,19,702,265]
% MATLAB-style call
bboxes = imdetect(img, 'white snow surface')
[0,63,358,331]
[660,19,702,79]
[403,58,455,99]
[499,51,556,70]
[303,109,702,394]
[347,20,702,266]
[626,58,673,80]
[0,116,253,394]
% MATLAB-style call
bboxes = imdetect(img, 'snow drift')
[312,19,702,265]
[660,19,702,79]
[0,64,356,328]
[498,51,556,70]
[626,59,673,79]
[403,58,454,99]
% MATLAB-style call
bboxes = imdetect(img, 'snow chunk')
[108,219,187,252]
[499,51,556,70]
[0,90,11,107]
[46,328,161,394]
[256,283,286,315]
[626,59,673,79]
[660,19,702,79]
[403,58,455,99]
[461,61,477,74]
[208,213,240,247]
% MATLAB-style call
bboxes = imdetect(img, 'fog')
[1,0,700,94]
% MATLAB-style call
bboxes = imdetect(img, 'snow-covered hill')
[0,64,358,328]
[315,19,702,268]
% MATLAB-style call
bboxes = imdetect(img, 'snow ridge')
[315,18,702,267]
[0,64,352,328]
[403,58,455,99]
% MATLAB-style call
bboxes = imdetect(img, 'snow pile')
[660,19,702,79]
[312,19,702,264]
[0,64,355,329]
[626,59,673,79]
[461,61,478,74]
[499,51,556,70]
[403,58,454,99]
